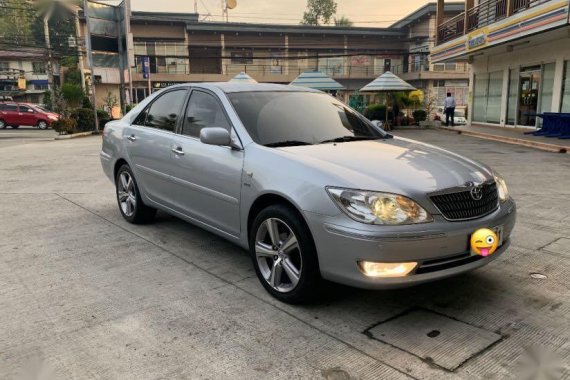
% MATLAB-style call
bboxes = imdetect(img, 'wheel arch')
[247,193,313,245]
[113,158,129,184]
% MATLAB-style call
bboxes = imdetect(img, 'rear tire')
[115,164,157,224]
[10,125,19,129]
[250,204,321,304]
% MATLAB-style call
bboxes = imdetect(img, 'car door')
[124,87,188,207]
[0,104,19,125]
[17,105,37,126]
[169,89,244,237]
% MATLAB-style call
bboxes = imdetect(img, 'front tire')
[115,164,156,224]
[250,204,321,304]
[37,121,48,130]
[0,120,6,129]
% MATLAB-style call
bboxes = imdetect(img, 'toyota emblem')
[470,185,483,201]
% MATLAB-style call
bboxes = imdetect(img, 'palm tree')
[334,15,353,27]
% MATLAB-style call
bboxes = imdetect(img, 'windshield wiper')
[319,135,392,144]
[264,140,313,148]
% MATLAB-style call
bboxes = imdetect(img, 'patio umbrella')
[289,70,345,91]
[360,71,416,127]
[229,72,258,83]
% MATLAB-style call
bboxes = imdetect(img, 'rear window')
[0,104,17,111]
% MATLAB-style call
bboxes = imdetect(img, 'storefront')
[470,37,570,128]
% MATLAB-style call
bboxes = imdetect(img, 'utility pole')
[83,0,99,131]
[125,0,133,107]
[43,3,55,107]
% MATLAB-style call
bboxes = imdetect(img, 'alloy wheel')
[0,120,5,129]
[38,121,47,130]
[117,171,137,217]
[255,218,302,293]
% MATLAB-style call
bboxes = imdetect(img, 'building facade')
[0,49,56,103]
[77,3,467,110]
[433,0,570,128]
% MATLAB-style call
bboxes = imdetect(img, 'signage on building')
[152,82,183,89]
[351,55,370,66]
[17,78,26,90]
[141,57,150,79]
[467,33,487,50]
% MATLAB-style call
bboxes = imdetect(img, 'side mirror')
[200,127,231,147]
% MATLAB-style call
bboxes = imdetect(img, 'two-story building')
[78,2,468,110]
[433,0,570,128]
[0,49,55,103]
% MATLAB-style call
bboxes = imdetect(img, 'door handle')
[171,147,184,156]
[127,135,136,142]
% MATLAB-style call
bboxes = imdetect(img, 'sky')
[131,0,430,27]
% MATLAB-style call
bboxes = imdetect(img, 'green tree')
[334,15,353,27]
[0,0,39,47]
[301,0,337,26]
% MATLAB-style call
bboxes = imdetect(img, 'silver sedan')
[100,83,516,303]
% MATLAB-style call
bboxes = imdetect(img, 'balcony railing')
[467,0,508,32]
[438,13,466,44]
[437,0,553,44]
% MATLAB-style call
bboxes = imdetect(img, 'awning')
[229,72,257,83]
[360,71,416,92]
[289,71,345,90]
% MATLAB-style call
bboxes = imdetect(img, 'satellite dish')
[226,0,237,9]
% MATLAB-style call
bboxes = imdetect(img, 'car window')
[19,105,33,113]
[228,91,385,146]
[141,89,187,131]
[1,104,18,112]
[181,90,231,138]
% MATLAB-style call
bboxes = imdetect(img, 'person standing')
[444,92,456,127]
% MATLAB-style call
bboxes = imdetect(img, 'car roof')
[169,82,322,94]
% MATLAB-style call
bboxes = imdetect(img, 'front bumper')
[304,198,516,289]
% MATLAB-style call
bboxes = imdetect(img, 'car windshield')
[33,105,49,113]
[228,91,386,146]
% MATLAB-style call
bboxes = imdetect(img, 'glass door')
[518,67,541,127]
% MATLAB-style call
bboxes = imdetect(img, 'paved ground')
[1,130,570,379]
[0,126,57,148]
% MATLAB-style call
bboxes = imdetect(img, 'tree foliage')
[301,0,338,26]
[334,15,353,27]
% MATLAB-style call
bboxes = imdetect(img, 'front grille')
[430,182,499,221]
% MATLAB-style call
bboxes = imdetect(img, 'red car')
[0,102,59,130]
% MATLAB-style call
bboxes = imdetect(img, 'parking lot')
[1,130,570,379]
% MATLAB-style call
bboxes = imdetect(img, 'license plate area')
[469,225,504,256]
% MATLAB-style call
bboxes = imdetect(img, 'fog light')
[358,261,417,278]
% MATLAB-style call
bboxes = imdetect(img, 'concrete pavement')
[1,131,569,379]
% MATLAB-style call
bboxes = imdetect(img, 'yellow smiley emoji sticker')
[470,228,498,257]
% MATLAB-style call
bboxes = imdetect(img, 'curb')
[54,131,99,140]
[438,127,569,154]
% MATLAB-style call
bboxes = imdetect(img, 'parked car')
[0,102,59,129]
[101,83,516,303]
[435,106,467,125]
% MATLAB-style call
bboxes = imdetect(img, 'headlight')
[327,188,433,225]
[495,174,509,202]
[48,115,58,120]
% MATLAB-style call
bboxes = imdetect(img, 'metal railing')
[513,0,548,13]
[467,0,508,32]
[437,0,555,44]
[438,13,466,44]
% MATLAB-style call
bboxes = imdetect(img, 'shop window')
[562,61,570,113]
[539,63,555,114]
[487,71,503,124]
[473,73,489,123]
[507,68,518,125]
[0,62,10,71]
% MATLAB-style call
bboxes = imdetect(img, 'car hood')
[277,137,494,195]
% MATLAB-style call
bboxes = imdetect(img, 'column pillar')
[464,0,474,34]
[551,57,565,112]
[436,0,445,44]
[500,67,510,126]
